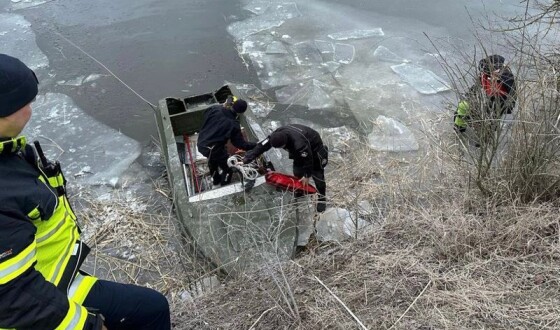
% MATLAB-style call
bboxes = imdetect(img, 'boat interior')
[163,86,271,198]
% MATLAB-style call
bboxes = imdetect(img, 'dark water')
[20,0,257,144]
[15,0,526,145]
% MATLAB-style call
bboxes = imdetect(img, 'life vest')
[265,172,317,194]
[481,73,508,97]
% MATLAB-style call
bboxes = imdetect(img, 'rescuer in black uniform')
[243,124,328,213]
[0,53,170,330]
[197,96,257,186]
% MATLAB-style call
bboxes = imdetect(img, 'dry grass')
[173,195,560,329]
[74,175,216,328]
[169,101,560,329]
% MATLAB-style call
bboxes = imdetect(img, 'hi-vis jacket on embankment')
[0,137,99,329]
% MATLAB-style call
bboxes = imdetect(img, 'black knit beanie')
[269,131,288,148]
[232,99,248,114]
[0,54,39,118]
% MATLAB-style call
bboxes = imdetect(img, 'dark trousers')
[83,280,171,330]
[198,145,232,184]
[293,157,327,212]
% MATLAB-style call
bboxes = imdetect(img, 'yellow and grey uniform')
[0,137,100,329]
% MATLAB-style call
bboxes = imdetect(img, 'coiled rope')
[227,155,259,180]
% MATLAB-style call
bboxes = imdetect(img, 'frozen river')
[0,0,526,189]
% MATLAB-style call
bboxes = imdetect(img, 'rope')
[227,155,259,180]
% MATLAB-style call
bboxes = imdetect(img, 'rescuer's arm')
[230,125,257,151]
[243,136,272,164]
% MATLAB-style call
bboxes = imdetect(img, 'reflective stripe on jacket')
[0,136,97,329]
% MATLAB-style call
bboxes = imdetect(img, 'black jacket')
[244,124,324,177]
[196,105,256,155]
[0,141,96,329]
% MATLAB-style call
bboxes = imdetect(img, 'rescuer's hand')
[299,177,310,186]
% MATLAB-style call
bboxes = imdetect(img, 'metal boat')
[154,85,302,275]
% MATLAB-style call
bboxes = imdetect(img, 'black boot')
[316,197,327,213]
[221,169,233,186]
[212,171,221,186]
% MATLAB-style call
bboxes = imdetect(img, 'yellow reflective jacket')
[0,137,97,329]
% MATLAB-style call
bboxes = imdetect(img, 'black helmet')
[479,55,505,74]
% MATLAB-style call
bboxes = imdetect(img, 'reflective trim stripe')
[36,215,67,243]
[27,206,41,221]
[48,174,64,188]
[0,136,26,154]
[68,273,98,304]
[55,301,88,330]
[48,228,76,284]
[0,242,37,284]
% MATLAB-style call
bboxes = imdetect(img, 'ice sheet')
[265,41,289,54]
[0,13,49,70]
[23,93,141,187]
[367,115,419,152]
[391,63,450,94]
[373,45,408,63]
[334,43,355,64]
[9,0,48,10]
[328,28,384,40]
[275,79,336,109]
[227,2,302,40]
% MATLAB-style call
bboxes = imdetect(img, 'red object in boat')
[265,172,317,195]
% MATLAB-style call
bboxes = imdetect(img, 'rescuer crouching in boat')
[243,124,329,213]
[197,96,257,186]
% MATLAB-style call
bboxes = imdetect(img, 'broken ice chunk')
[373,46,408,63]
[307,80,335,109]
[367,116,419,152]
[328,28,384,40]
[275,80,335,109]
[265,41,289,54]
[292,41,323,66]
[275,83,308,106]
[334,43,355,64]
[314,39,334,54]
[322,61,341,73]
[228,19,285,40]
[242,1,270,15]
[390,63,450,94]
[23,93,141,186]
[316,208,368,242]
[0,13,49,70]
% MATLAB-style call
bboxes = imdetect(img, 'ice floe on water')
[0,13,49,70]
[275,79,336,109]
[327,28,385,40]
[1,11,140,189]
[367,115,419,152]
[9,0,48,10]
[373,45,409,64]
[23,93,141,187]
[228,2,301,40]
[57,74,106,86]
[229,0,455,156]
[333,43,355,64]
[391,63,450,94]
